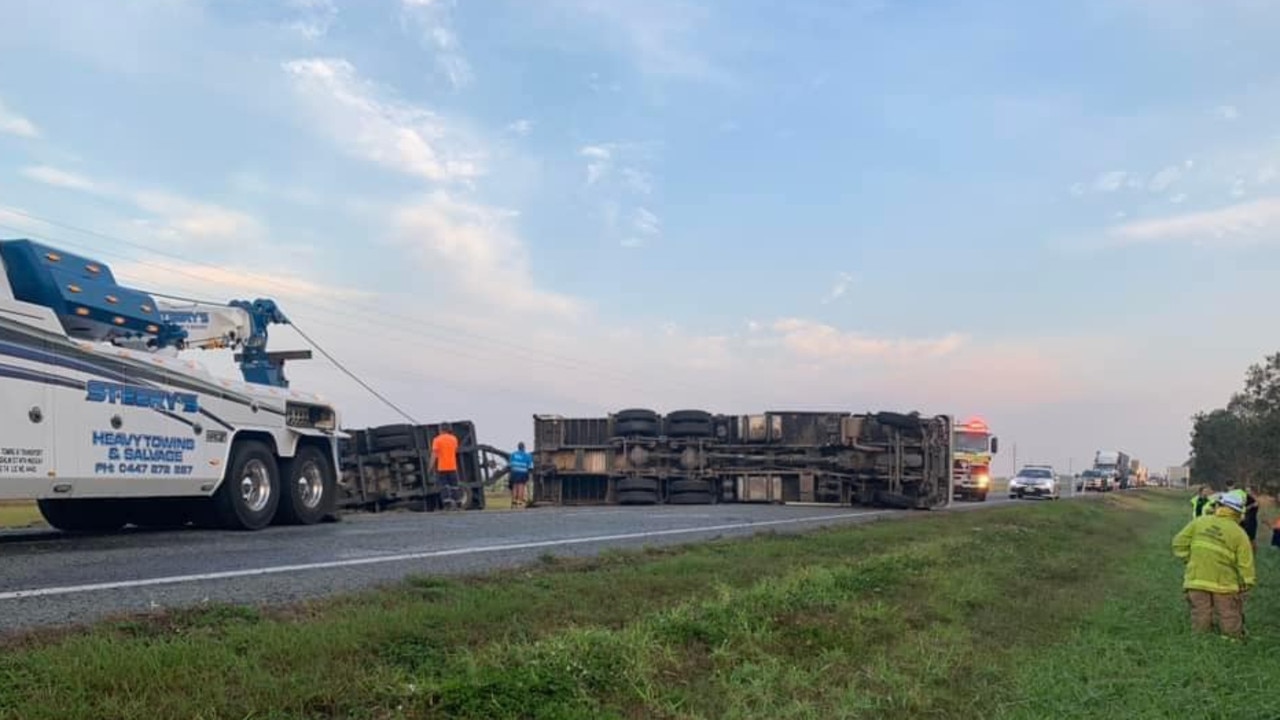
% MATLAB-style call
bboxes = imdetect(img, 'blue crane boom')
[0,238,304,388]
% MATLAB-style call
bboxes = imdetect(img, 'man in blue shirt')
[508,441,533,508]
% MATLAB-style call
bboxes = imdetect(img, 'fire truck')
[952,416,998,502]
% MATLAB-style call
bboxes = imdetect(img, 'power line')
[0,207,704,393]
[0,216,714,397]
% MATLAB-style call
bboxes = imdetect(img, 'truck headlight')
[976,475,989,487]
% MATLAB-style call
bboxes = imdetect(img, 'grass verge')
[0,500,43,529]
[993,496,1280,720]
[0,492,1220,719]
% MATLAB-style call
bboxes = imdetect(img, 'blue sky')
[2,0,1280,475]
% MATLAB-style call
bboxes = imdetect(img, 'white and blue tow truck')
[0,238,342,531]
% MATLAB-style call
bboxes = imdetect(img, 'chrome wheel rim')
[239,459,272,513]
[296,461,324,509]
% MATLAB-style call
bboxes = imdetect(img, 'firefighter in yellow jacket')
[1172,489,1256,639]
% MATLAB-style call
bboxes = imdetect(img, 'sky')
[2,0,1280,477]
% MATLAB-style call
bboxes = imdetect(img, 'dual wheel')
[37,440,337,533]
[613,408,714,438]
[615,476,718,505]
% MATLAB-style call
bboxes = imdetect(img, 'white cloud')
[20,165,98,192]
[401,0,473,89]
[112,258,371,305]
[129,190,264,244]
[579,144,613,184]
[20,164,266,248]
[1147,164,1183,193]
[282,57,482,183]
[1094,170,1134,192]
[822,272,854,304]
[546,0,731,84]
[0,99,40,138]
[505,119,533,137]
[390,190,582,320]
[1106,196,1280,246]
[287,0,337,40]
[578,141,661,247]
[632,207,661,236]
[771,318,966,363]
[1215,104,1240,121]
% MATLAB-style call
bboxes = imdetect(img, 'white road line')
[0,509,894,601]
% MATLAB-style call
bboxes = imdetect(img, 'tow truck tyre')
[36,498,128,533]
[276,444,336,525]
[212,440,281,531]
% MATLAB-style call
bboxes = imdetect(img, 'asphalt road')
[0,494,1049,633]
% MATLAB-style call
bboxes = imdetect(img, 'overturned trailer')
[335,421,509,513]
[532,408,953,509]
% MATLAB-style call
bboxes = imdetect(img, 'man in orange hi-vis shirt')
[430,424,462,510]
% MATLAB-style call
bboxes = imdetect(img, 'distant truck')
[530,408,953,510]
[1081,468,1113,492]
[1093,450,1132,489]
[952,416,998,502]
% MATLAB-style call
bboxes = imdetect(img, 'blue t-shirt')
[510,449,533,475]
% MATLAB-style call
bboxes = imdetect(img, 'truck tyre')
[668,492,714,505]
[618,490,658,505]
[615,408,660,423]
[667,420,713,438]
[875,411,920,430]
[617,477,660,494]
[276,444,336,525]
[669,478,713,495]
[212,440,281,531]
[665,410,713,437]
[37,499,128,533]
[614,418,660,437]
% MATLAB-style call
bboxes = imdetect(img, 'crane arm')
[0,238,302,387]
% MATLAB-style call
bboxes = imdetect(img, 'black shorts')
[439,470,459,487]
[510,472,529,485]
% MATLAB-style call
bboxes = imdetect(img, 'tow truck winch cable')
[149,291,420,426]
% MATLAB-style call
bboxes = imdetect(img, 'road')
[0,495,1047,633]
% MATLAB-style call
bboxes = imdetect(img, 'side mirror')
[989,436,999,454]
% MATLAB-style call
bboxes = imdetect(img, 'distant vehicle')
[1081,468,1113,492]
[952,415,998,502]
[1093,450,1131,489]
[1009,465,1059,500]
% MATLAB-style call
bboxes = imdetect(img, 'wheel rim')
[239,459,272,513]
[296,461,324,509]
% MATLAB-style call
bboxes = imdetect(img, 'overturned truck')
[532,408,953,509]
[335,421,509,513]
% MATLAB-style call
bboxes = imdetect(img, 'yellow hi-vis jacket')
[1172,507,1256,594]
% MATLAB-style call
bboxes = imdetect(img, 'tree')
[1190,351,1280,498]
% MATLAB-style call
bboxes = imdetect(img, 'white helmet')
[1218,490,1245,513]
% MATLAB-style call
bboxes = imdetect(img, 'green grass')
[0,501,43,529]
[991,498,1280,720]
[0,491,1263,719]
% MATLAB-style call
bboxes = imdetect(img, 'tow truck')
[952,415,998,502]
[0,238,342,532]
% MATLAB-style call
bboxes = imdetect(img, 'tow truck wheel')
[37,499,128,533]
[276,444,336,525]
[212,440,281,531]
